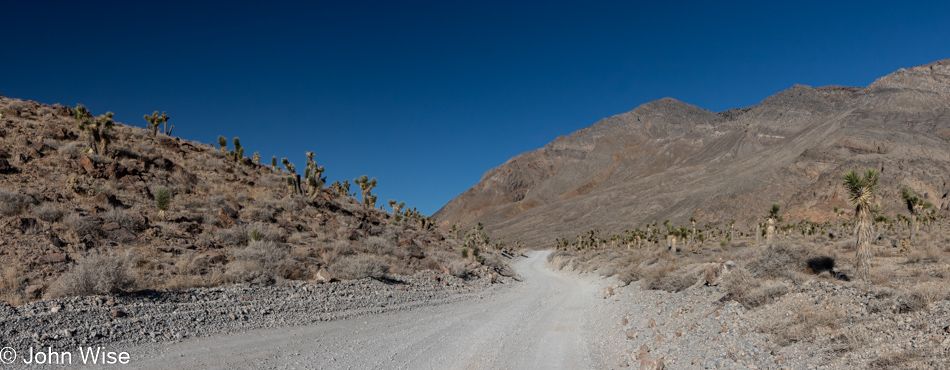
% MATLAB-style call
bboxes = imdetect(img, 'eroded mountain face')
[436,59,950,246]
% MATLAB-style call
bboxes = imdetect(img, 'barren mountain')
[435,59,950,246]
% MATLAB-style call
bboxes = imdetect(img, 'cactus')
[217,136,227,151]
[271,156,278,170]
[354,175,377,207]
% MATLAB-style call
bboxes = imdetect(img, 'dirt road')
[128,250,611,369]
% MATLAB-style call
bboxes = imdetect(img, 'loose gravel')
[0,269,514,368]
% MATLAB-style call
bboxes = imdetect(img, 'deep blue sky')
[3,1,949,215]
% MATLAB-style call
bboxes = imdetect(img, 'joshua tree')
[843,169,880,281]
[154,186,170,220]
[143,111,171,136]
[303,152,326,200]
[388,200,406,224]
[689,216,697,247]
[354,175,377,207]
[73,105,115,155]
[230,137,243,161]
[282,158,301,194]
[217,136,227,151]
[766,203,781,247]
[271,156,278,170]
[901,186,932,243]
[251,152,261,165]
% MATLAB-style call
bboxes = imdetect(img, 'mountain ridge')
[435,58,950,246]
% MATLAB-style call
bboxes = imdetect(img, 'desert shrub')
[208,195,228,208]
[429,250,470,277]
[1,263,23,305]
[724,266,790,308]
[446,260,469,278]
[102,207,147,232]
[164,252,228,291]
[228,240,291,284]
[762,300,845,346]
[0,190,34,216]
[480,252,508,272]
[63,213,103,238]
[33,203,63,223]
[642,264,695,292]
[45,251,136,298]
[328,254,389,280]
[58,141,84,159]
[897,282,950,313]
[216,225,248,246]
[748,243,806,279]
[905,242,941,264]
[247,206,276,222]
[616,264,641,285]
[362,236,394,255]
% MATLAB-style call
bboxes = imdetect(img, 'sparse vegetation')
[45,250,136,298]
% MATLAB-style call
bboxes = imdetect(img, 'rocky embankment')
[594,276,950,369]
[0,271,514,355]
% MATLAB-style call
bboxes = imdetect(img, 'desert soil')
[119,250,619,369]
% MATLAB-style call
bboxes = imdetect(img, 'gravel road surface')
[126,250,609,369]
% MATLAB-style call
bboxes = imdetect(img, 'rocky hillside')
[0,96,509,305]
[435,59,950,246]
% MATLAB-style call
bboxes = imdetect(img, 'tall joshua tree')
[354,175,377,208]
[844,169,880,281]
[901,186,932,243]
[766,203,780,247]
[304,152,325,200]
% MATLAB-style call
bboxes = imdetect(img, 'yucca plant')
[154,186,171,220]
[843,169,880,281]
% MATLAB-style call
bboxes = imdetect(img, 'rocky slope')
[0,96,509,305]
[435,59,950,246]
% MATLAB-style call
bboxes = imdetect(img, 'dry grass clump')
[163,252,229,291]
[102,207,147,232]
[904,241,941,264]
[362,236,395,255]
[328,254,389,280]
[227,240,292,284]
[761,300,846,346]
[429,250,471,278]
[744,243,806,279]
[215,224,248,246]
[0,189,34,216]
[63,213,103,238]
[641,262,696,292]
[868,348,929,369]
[45,250,137,298]
[722,267,789,308]
[896,281,950,313]
[33,202,64,223]
[0,263,24,305]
